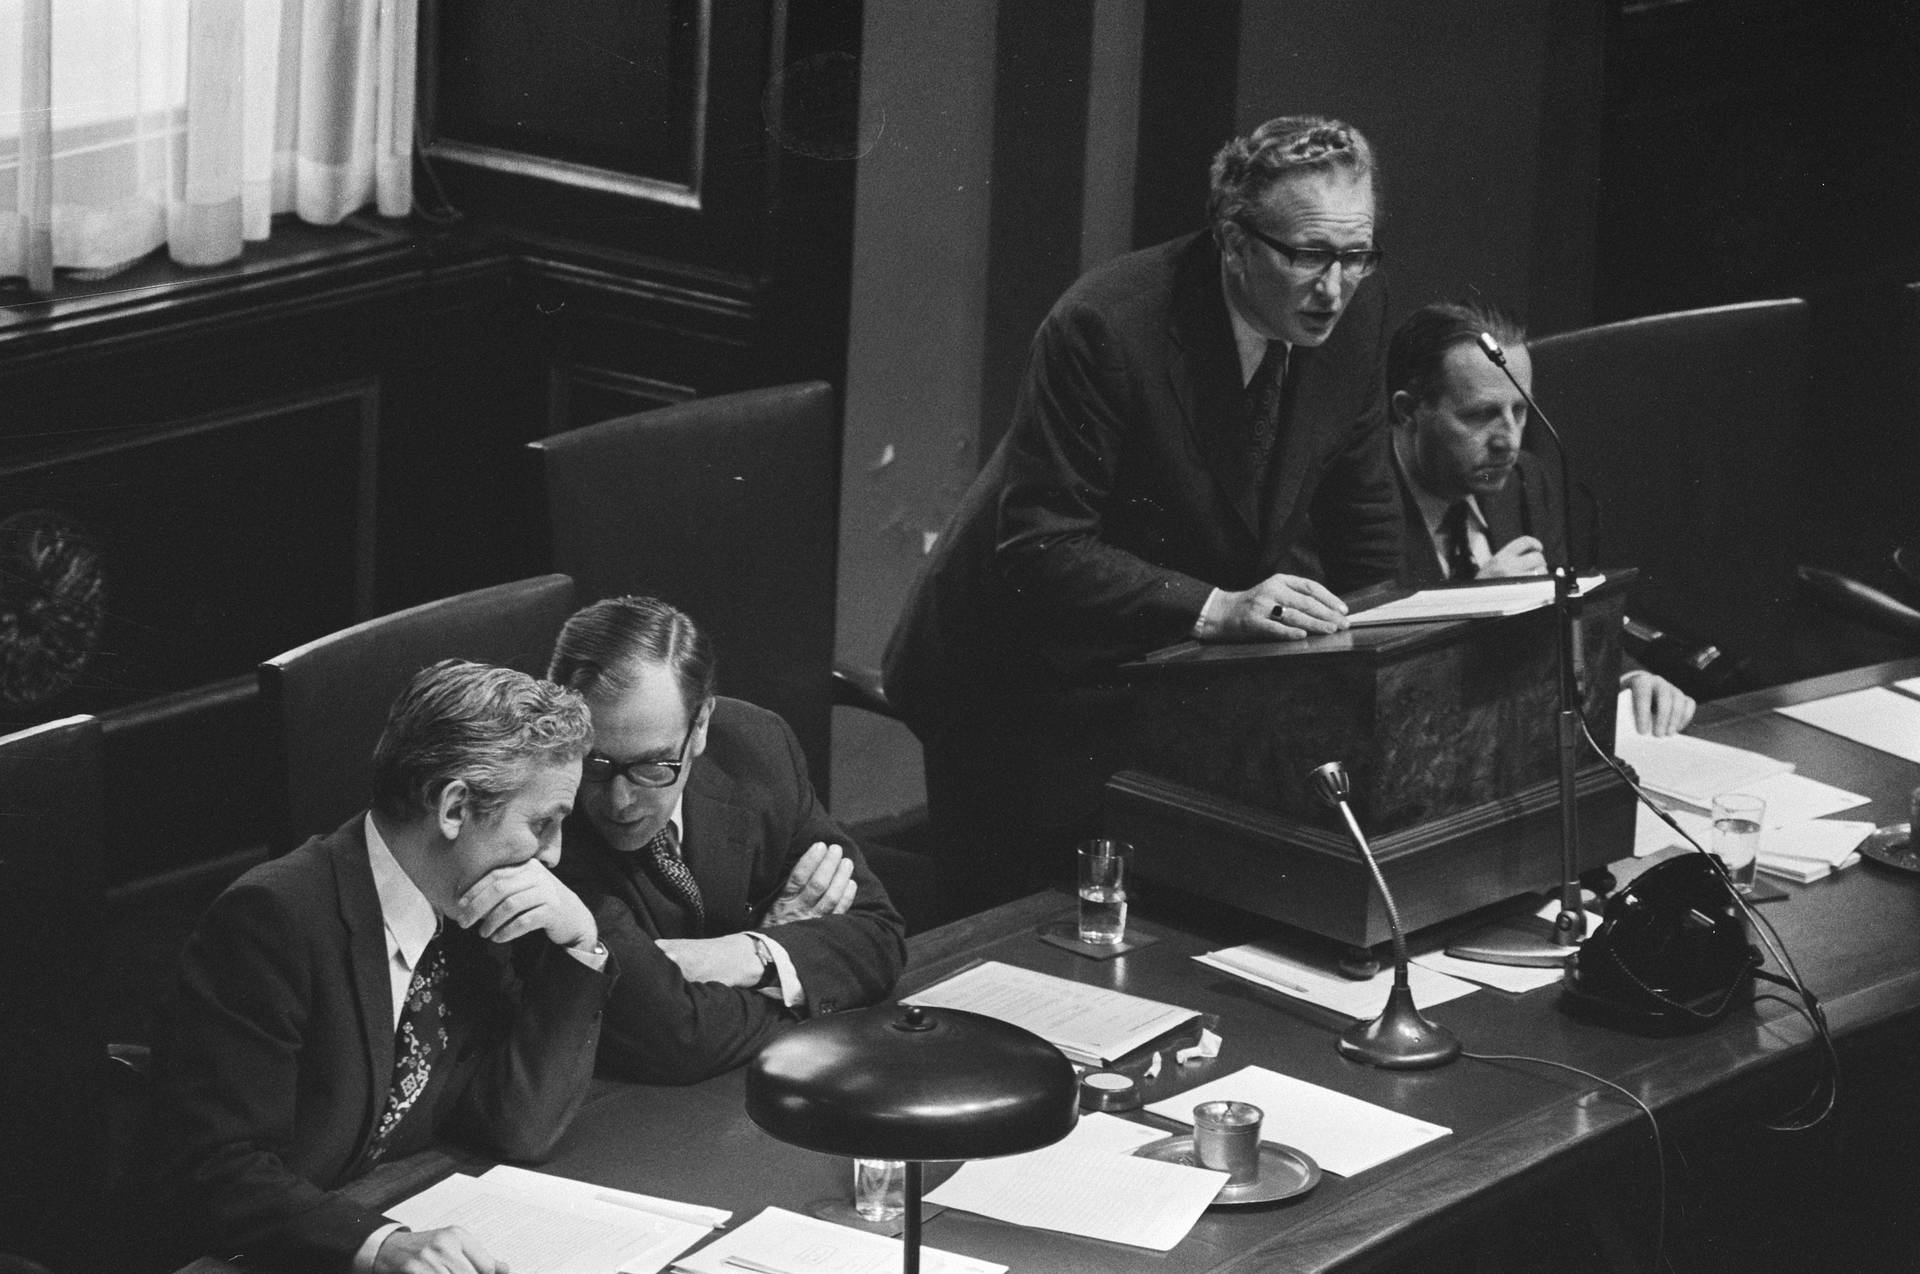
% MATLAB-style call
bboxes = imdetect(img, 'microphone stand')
[1443,333,1588,967]
[1310,762,1460,1068]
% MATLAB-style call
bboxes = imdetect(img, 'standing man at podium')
[1386,299,1694,736]
[886,116,1401,912]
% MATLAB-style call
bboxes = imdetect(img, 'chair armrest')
[830,661,897,720]
[1796,565,1920,644]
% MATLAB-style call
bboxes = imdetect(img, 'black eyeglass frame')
[581,712,700,789]
[1236,220,1383,280]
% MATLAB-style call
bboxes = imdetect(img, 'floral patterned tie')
[365,930,450,1163]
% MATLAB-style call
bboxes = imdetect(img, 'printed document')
[670,1207,1003,1274]
[902,961,1198,1066]
[386,1171,711,1274]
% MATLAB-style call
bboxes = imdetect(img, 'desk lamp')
[747,1003,1079,1274]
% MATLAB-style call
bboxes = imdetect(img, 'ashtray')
[1132,1133,1321,1205]
[1858,823,1920,874]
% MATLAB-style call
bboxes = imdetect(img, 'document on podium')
[925,1113,1224,1251]
[386,1171,712,1273]
[902,960,1199,1066]
[1346,575,1605,627]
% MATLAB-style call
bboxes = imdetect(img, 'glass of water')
[1711,792,1766,894]
[1077,839,1130,945]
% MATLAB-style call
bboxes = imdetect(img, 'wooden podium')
[1104,575,1639,955]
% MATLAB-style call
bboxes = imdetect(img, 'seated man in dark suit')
[144,660,614,1273]
[547,595,907,1084]
[885,116,1402,911]
[1387,299,1694,736]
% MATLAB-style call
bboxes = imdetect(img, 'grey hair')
[1208,115,1377,233]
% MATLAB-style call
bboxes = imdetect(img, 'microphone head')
[1308,761,1350,807]
[1476,331,1507,367]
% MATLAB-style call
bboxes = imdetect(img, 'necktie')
[1244,340,1288,486]
[641,823,706,932]
[366,929,450,1164]
[1441,501,1477,581]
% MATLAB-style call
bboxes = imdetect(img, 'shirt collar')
[1219,260,1290,387]
[364,811,440,971]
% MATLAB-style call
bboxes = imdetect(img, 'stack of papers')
[1145,1066,1451,1177]
[1613,729,1794,809]
[387,1166,724,1274]
[902,961,1199,1066]
[1349,575,1605,627]
[925,1113,1225,1251]
[672,1208,1003,1274]
[1194,943,1478,1017]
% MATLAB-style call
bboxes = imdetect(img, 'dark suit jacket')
[886,231,1400,729]
[557,697,907,1085]
[144,817,612,1271]
[1392,442,1566,586]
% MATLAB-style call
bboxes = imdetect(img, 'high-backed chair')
[0,715,107,1265]
[1528,298,1811,688]
[258,574,576,853]
[529,383,850,795]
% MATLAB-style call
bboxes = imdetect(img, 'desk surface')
[182,659,1920,1274]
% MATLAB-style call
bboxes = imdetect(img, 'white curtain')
[0,0,416,294]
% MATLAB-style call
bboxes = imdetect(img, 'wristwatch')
[746,931,780,989]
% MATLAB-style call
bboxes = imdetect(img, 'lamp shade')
[746,1004,1079,1161]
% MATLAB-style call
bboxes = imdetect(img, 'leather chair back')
[529,383,841,793]
[1529,299,1810,683]
[0,715,105,1258]
[259,574,576,853]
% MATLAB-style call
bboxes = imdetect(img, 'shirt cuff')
[753,932,805,1009]
[354,1222,403,1273]
[1192,588,1231,640]
[564,938,610,972]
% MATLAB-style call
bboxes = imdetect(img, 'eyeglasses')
[582,714,699,789]
[1237,221,1383,280]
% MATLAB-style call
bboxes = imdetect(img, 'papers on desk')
[902,960,1199,1067]
[1612,726,1794,809]
[925,1113,1224,1251]
[672,1207,1004,1274]
[1348,575,1605,627]
[1778,686,1920,762]
[1632,803,1869,882]
[1146,1065,1451,1177]
[1193,942,1478,1018]
[386,1169,717,1274]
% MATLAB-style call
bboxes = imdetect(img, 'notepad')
[902,961,1199,1067]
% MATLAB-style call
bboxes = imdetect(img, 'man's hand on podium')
[1195,573,1349,642]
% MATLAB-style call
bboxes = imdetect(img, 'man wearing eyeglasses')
[885,115,1400,912]
[546,595,906,1084]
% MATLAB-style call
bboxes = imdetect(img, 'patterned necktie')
[366,929,450,1164]
[1442,500,1478,581]
[1244,340,1289,485]
[641,823,705,932]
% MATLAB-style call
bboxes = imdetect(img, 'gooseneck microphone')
[1310,762,1460,1069]
[1476,331,1576,581]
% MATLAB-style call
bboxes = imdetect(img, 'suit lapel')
[1389,437,1445,585]
[1165,238,1262,539]
[331,818,394,1152]
[683,765,758,927]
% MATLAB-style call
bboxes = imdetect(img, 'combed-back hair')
[371,659,592,822]
[1208,115,1377,231]
[1385,300,1528,413]
[546,594,718,717]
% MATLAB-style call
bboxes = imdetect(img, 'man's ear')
[1216,220,1246,269]
[1389,388,1418,429]
[689,698,715,760]
[433,780,471,842]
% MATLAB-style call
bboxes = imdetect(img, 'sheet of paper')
[1633,802,1712,856]
[1612,728,1794,808]
[1760,819,1875,867]
[388,1173,708,1274]
[902,961,1198,1066]
[1349,575,1605,627]
[481,1164,730,1230]
[1194,943,1477,1019]
[1734,771,1870,827]
[1894,676,1920,696]
[1778,686,1920,762]
[671,1207,1004,1274]
[1412,947,1564,994]
[925,1114,1225,1252]
[1145,1065,1451,1177]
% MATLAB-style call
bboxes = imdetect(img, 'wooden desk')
[180,660,1920,1274]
